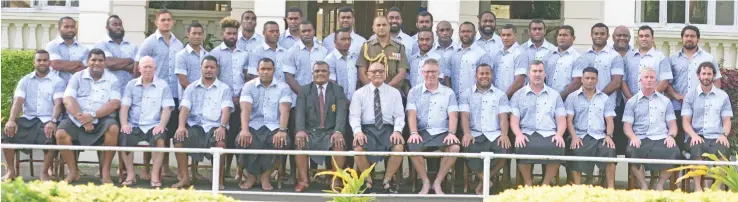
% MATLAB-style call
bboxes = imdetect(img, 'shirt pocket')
[77,81,92,97]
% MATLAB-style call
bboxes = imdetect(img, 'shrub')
[486,185,738,202]
[1,49,36,125]
[1,177,238,202]
[315,158,376,202]
[720,68,738,150]
[669,152,738,192]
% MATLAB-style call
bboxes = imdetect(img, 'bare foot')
[162,167,175,178]
[40,172,57,181]
[418,180,431,194]
[140,169,151,180]
[432,182,445,195]
[2,171,16,181]
[64,171,80,184]
[240,175,257,189]
[654,184,664,191]
[475,183,484,195]
[261,174,274,191]
[234,170,243,181]
[171,179,191,188]
[639,182,649,190]
[192,171,208,182]
[101,176,114,184]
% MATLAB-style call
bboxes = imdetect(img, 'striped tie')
[374,88,383,129]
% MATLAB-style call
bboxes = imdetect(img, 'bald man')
[118,56,174,187]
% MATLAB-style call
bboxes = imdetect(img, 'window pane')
[71,0,78,7]
[1,0,32,8]
[716,0,735,25]
[640,0,660,22]
[483,1,561,20]
[667,0,686,23]
[688,0,707,24]
[47,0,66,6]
[148,1,231,11]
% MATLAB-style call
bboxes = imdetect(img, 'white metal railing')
[2,143,738,201]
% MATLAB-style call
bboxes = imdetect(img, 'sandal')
[151,181,162,189]
[382,181,398,194]
[294,181,309,192]
[120,179,137,186]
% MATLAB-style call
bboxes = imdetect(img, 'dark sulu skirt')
[464,135,511,173]
[238,126,290,176]
[626,138,681,171]
[514,132,565,164]
[408,130,450,152]
[57,116,118,146]
[568,135,616,174]
[686,135,730,160]
[118,127,164,147]
[1,117,54,154]
[173,125,218,162]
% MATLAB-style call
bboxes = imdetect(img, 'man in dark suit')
[293,61,348,192]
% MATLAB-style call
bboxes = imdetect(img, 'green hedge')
[1,49,35,124]
[1,177,238,202]
[487,185,738,202]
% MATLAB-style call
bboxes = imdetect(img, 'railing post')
[481,152,493,199]
[211,147,224,196]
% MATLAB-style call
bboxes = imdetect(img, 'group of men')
[2,5,733,195]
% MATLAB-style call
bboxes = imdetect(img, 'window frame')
[635,0,737,33]
[1,0,79,12]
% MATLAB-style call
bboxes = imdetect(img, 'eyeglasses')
[368,69,386,74]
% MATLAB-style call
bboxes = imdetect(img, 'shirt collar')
[154,30,177,43]
[196,78,224,89]
[503,43,520,54]
[297,40,320,51]
[216,42,243,52]
[239,32,262,42]
[698,85,718,96]
[261,42,285,52]
[553,47,577,55]
[332,48,354,60]
[574,87,605,97]
[678,47,705,57]
[30,71,54,80]
[134,77,159,87]
[81,68,110,82]
[54,36,80,46]
[636,91,662,100]
[105,35,130,45]
[588,45,612,54]
[282,29,299,40]
[523,84,553,95]
[393,31,410,41]
[186,44,206,54]
[633,47,657,57]
[420,82,444,94]
[316,83,327,90]
[473,85,495,93]
[475,32,499,42]
[435,40,456,51]
[368,83,385,92]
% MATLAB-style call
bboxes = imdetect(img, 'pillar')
[2,23,9,49]
[230,0,254,20]
[253,0,286,34]
[78,0,112,47]
[111,0,148,44]
[562,0,605,50]
[428,0,464,43]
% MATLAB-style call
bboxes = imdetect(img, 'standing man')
[449,22,494,96]
[413,11,437,50]
[237,10,264,55]
[322,6,366,55]
[409,29,448,88]
[293,62,348,192]
[622,25,672,101]
[564,67,617,188]
[285,20,330,94]
[136,9,185,178]
[118,56,174,188]
[682,61,732,191]
[281,7,318,49]
[406,59,459,195]
[544,25,587,98]
[474,11,503,54]
[350,62,406,193]
[582,23,624,101]
[523,20,556,62]
[509,60,567,186]
[55,49,121,184]
[172,56,233,189]
[95,15,137,92]
[326,28,360,101]
[623,67,679,191]
[495,24,528,98]
[459,64,512,195]
[612,25,634,154]
[47,16,89,82]
[357,16,409,94]
[369,7,417,58]
[2,50,65,181]
[434,21,456,79]
[237,58,294,191]
[248,21,288,83]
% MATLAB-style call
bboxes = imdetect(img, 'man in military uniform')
[357,16,409,95]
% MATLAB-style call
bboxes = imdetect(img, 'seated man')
[509,60,567,186]
[349,62,405,193]
[172,56,233,189]
[459,63,512,195]
[237,58,293,191]
[118,56,174,187]
[564,67,617,188]
[681,61,732,191]
[623,67,679,191]
[406,59,459,195]
[2,50,65,181]
[56,48,121,184]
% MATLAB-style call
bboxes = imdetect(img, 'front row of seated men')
[2,49,732,194]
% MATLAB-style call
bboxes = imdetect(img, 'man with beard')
[136,9,185,178]
[449,22,495,97]
[623,67,679,191]
[2,50,65,181]
[581,23,624,126]
[95,15,137,92]
[510,61,567,186]
[666,26,722,151]
[681,62,732,191]
[523,20,556,62]
[409,29,448,88]
[47,16,89,82]
[172,56,233,189]
[459,63,512,195]
[621,25,672,101]
[412,11,438,50]
[474,11,503,54]
[249,21,288,83]
[495,24,528,98]
[369,7,417,58]
[325,28,359,151]
[237,10,264,55]
[322,6,366,55]
[118,56,174,188]
[56,49,122,184]
[285,20,330,94]
[280,7,318,49]
[542,25,587,99]
[357,16,409,94]
[175,22,207,92]
[237,58,294,191]
[208,17,249,184]
[434,21,456,79]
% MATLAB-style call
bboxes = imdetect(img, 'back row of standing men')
[2,6,731,194]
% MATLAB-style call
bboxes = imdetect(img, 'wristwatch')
[50,119,58,124]
[279,127,288,132]
[411,131,419,135]
[449,131,456,135]
[219,124,227,129]
[722,133,729,137]
[606,134,613,137]
[90,111,97,119]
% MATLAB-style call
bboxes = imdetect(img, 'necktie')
[374,88,383,129]
[319,85,325,128]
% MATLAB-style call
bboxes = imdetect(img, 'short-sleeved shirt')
[174,44,208,85]
[135,30,184,98]
[237,32,264,54]
[323,31,367,56]
[325,49,359,101]
[94,36,138,91]
[14,72,66,123]
[622,91,676,140]
[582,47,625,100]
[406,83,458,136]
[369,31,417,58]
[495,43,529,93]
[623,48,672,95]
[356,38,410,92]
[473,32,503,54]
[209,43,249,98]
[180,79,234,132]
[510,85,567,137]
[681,86,733,139]
[449,45,494,95]
[349,83,406,134]
[408,50,446,88]
[46,36,89,82]
[543,47,587,93]
[522,39,556,62]
[433,41,458,77]
[121,77,175,132]
[458,85,510,142]
[64,69,122,126]
[240,79,294,131]
[565,88,617,139]
[279,29,319,49]
[284,41,329,86]
[669,48,721,110]
[248,43,288,82]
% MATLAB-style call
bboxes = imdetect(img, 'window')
[148,1,231,11]
[1,0,77,9]
[716,0,735,25]
[637,0,737,30]
[480,1,561,20]
[641,0,660,22]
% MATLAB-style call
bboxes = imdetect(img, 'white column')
[230,0,254,20]
[254,0,286,34]
[12,23,23,49]
[709,42,720,58]
[428,0,463,43]
[28,25,37,49]
[78,0,112,48]
[725,44,737,68]
[1,23,9,49]
[111,0,147,45]
[40,24,51,48]
[562,1,605,50]
[668,41,680,56]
